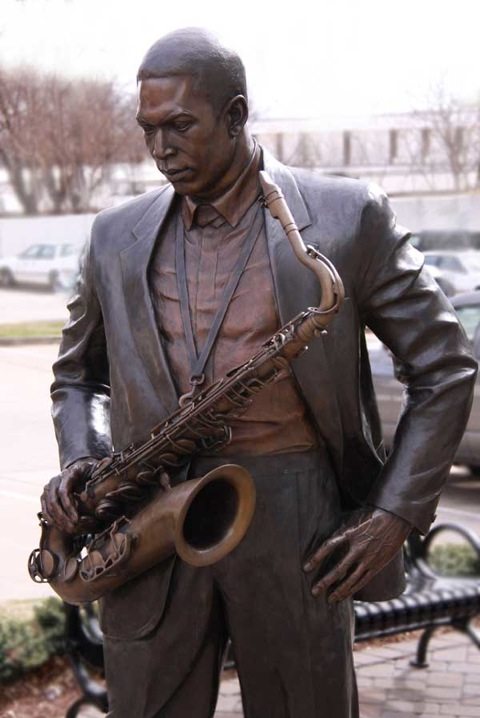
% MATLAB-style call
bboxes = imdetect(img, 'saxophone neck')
[259,170,344,314]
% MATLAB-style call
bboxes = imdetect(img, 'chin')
[168,177,198,196]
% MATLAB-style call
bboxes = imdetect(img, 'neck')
[191,130,254,203]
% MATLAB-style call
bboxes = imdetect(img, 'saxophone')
[28,171,345,605]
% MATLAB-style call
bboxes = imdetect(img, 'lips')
[161,167,192,181]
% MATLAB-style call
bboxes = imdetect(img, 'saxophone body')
[28,171,345,605]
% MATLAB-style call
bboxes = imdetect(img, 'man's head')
[136,28,251,200]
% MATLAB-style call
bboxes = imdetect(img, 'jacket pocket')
[99,557,175,640]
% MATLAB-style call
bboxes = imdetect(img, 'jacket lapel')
[120,185,179,416]
[262,152,344,476]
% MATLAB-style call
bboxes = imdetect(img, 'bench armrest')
[407,522,480,577]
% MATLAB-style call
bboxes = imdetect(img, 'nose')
[152,129,175,160]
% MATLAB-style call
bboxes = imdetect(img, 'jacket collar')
[121,185,178,416]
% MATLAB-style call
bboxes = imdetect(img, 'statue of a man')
[41,28,476,717]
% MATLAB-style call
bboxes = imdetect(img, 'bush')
[0,598,66,683]
[428,543,480,576]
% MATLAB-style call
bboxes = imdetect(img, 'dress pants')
[104,450,359,718]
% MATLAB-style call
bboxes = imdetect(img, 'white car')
[0,242,82,291]
[423,251,480,295]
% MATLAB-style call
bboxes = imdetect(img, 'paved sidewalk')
[79,629,480,717]
[352,632,480,718]
[214,632,480,717]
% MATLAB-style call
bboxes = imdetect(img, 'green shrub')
[34,597,66,656]
[429,543,480,576]
[0,598,66,683]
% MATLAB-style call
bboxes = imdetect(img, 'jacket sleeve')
[50,219,112,470]
[355,186,477,534]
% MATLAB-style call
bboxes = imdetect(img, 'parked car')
[410,230,480,252]
[423,251,480,295]
[370,291,480,474]
[424,263,455,297]
[0,242,82,291]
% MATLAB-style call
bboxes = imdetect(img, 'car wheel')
[0,268,15,287]
[48,270,63,292]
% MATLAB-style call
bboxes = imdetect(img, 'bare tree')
[0,66,145,214]
[411,84,480,192]
[0,67,44,213]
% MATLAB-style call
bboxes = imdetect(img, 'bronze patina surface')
[38,28,477,718]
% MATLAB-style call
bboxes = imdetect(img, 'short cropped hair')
[137,28,247,114]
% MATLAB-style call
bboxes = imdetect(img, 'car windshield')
[454,305,480,341]
[60,244,76,257]
[20,245,41,258]
[37,245,56,259]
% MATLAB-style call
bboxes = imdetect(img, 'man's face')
[137,75,235,200]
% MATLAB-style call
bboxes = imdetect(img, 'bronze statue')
[37,28,476,718]
[28,173,343,603]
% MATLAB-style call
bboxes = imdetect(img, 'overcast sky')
[1,0,479,121]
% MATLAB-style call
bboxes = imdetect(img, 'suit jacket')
[51,150,477,638]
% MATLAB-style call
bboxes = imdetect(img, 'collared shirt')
[149,145,318,456]
[181,142,261,230]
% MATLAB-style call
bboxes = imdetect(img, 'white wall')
[390,193,480,233]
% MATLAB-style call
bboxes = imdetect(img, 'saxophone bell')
[29,464,256,605]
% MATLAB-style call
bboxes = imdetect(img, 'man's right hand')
[40,458,98,534]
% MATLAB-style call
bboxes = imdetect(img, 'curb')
[0,336,60,346]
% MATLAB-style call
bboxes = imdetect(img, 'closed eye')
[140,124,155,135]
[173,119,193,133]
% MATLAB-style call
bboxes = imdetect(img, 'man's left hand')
[303,508,411,603]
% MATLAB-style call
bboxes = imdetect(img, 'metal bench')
[354,523,480,667]
[63,522,480,717]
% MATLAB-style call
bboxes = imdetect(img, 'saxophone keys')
[63,557,79,583]
[28,548,52,582]
[30,548,57,580]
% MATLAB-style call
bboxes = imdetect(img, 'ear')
[224,95,249,137]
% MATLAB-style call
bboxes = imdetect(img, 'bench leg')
[65,697,88,718]
[65,696,108,718]
[452,618,480,650]
[410,626,436,668]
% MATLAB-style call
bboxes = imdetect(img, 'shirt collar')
[182,142,262,230]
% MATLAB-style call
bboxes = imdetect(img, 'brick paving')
[79,629,480,717]
[214,631,480,718]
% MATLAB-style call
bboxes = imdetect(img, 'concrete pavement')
[0,286,70,325]
[0,343,62,601]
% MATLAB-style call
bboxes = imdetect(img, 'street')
[0,286,70,324]
[1,340,479,603]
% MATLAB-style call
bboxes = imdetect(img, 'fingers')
[303,533,346,572]
[58,467,80,523]
[40,462,91,533]
[41,474,72,532]
[311,549,358,597]
[40,485,52,522]
[328,565,372,603]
